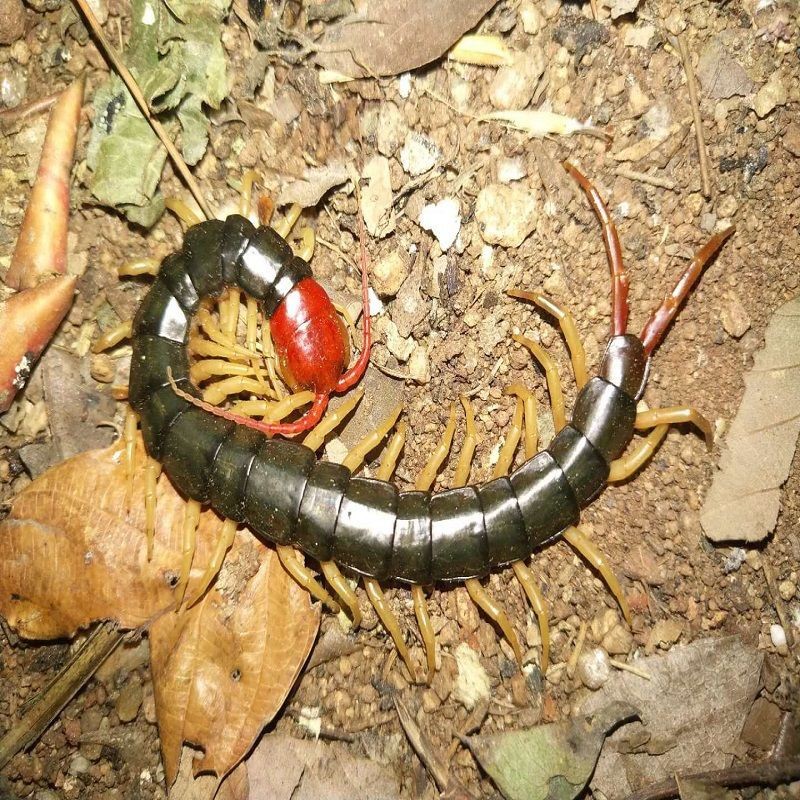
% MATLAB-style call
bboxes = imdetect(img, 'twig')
[622,758,800,800]
[762,559,795,650]
[0,621,123,769]
[71,0,216,221]
[0,91,60,131]
[615,167,677,191]
[675,33,712,199]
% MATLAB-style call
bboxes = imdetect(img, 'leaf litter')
[701,295,800,542]
[0,438,319,787]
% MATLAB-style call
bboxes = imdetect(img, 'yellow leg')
[124,408,138,511]
[186,518,237,608]
[412,584,436,684]
[342,401,403,472]
[376,421,408,481]
[220,288,241,340]
[196,308,238,349]
[321,561,362,627]
[165,196,203,227]
[261,322,286,400]
[144,458,161,560]
[415,403,457,491]
[202,376,277,406]
[294,227,315,261]
[505,383,538,458]
[175,499,202,609]
[303,387,366,453]
[190,359,268,385]
[245,296,259,352]
[277,545,340,613]
[117,257,160,277]
[93,320,133,354]
[511,561,550,674]
[452,395,478,488]
[239,170,259,217]
[364,578,416,682]
[189,338,252,361]
[609,424,668,482]
[508,291,588,389]
[273,203,302,238]
[512,335,566,433]
[636,405,713,449]
[562,525,631,625]
[493,396,524,479]
[465,578,523,666]
[229,390,315,423]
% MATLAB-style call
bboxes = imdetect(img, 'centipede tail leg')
[563,161,630,336]
[640,226,735,356]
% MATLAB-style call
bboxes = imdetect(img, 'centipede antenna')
[640,226,735,355]
[562,526,632,625]
[609,424,668,483]
[412,585,436,684]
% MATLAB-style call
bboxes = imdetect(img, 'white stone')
[400,132,441,176]
[475,184,538,247]
[418,197,461,251]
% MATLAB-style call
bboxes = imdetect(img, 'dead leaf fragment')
[313,0,496,78]
[151,546,319,787]
[246,733,401,800]
[276,162,348,208]
[697,39,756,99]
[466,701,638,800]
[580,637,763,796]
[701,295,800,542]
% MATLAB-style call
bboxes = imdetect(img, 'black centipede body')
[129,215,650,585]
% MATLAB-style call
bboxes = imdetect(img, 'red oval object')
[270,278,350,393]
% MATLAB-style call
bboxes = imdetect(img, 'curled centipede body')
[125,163,734,676]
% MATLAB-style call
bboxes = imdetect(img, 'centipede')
[116,162,734,680]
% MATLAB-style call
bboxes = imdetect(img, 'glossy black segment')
[220,215,255,283]
[132,279,190,344]
[267,256,313,317]
[128,335,189,410]
[510,451,579,548]
[477,477,529,567]
[236,225,291,308]
[549,426,609,506]
[333,478,397,580]
[161,409,235,503]
[182,219,227,297]
[572,377,636,462]
[139,381,192,459]
[391,491,432,585]
[295,460,351,562]
[430,486,488,581]
[601,334,648,400]
[208,425,262,523]
[243,439,315,545]
[157,252,200,314]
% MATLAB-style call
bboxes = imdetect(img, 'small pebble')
[407,345,430,383]
[90,353,115,383]
[0,0,26,46]
[418,197,461,251]
[475,184,538,248]
[488,47,545,110]
[721,294,751,338]
[602,624,633,656]
[778,579,796,602]
[496,156,527,184]
[783,122,800,158]
[769,624,786,649]
[421,688,440,713]
[754,76,787,118]
[116,678,143,723]
[577,646,611,690]
[68,755,91,776]
[399,132,441,176]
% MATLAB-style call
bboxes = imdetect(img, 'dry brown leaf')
[312,0,496,78]
[151,544,319,787]
[701,295,800,542]
[0,438,320,788]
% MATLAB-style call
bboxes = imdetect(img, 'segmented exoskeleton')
[125,163,734,677]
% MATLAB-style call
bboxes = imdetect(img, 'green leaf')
[466,701,639,800]
[86,0,231,225]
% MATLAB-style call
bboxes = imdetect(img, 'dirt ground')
[0,0,798,798]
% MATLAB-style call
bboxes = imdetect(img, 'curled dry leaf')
[700,295,800,542]
[0,438,320,787]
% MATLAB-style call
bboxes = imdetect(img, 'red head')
[270,277,350,394]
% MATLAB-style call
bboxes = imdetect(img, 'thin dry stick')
[71,0,215,221]
[676,33,712,199]
[615,167,677,191]
[0,622,123,769]
[623,758,800,800]
[0,91,60,130]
